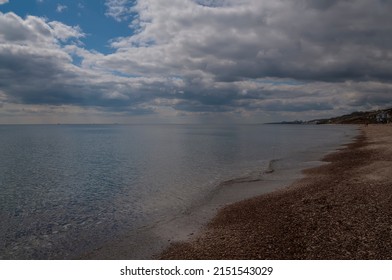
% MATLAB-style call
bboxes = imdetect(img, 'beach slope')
[160,125,392,259]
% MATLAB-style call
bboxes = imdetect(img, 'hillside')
[308,108,392,124]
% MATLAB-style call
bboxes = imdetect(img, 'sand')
[160,125,392,259]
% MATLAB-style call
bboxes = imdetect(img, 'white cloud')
[0,12,84,45]
[0,12,54,45]
[56,4,68,13]
[0,0,9,5]
[49,21,85,42]
[105,0,134,22]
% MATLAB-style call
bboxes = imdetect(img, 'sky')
[0,0,392,124]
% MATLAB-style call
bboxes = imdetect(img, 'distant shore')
[160,124,392,259]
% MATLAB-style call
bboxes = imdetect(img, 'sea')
[0,124,358,259]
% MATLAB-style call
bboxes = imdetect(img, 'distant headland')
[269,107,392,125]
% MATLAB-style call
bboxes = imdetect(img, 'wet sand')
[160,125,392,259]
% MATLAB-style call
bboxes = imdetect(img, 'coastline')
[80,146,329,260]
[160,124,392,259]
[81,125,357,260]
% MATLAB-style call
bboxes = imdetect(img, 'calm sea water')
[0,124,358,259]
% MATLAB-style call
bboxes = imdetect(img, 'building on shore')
[376,111,391,123]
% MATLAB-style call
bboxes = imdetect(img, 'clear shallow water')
[0,124,358,259]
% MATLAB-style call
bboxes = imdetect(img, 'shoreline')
[81,150,328,260]
[81,125,358,260]
[80,125,358,259]
[160,125,392,259]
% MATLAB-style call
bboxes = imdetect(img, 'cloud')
[0,0,9,5]
[0,12,185,117]
[48,21,85,42]
[0,12,84,45]
[2,0,392,123]
[103,0,392,84]
[0,13,53,44]
[105,0,135,22]
[91,0,392,112]
[0,13,99,106]
[56,4,67,13]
